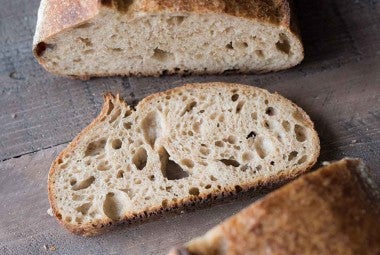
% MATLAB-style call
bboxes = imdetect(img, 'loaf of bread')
[48,82,319,235]
[33,0,303,78]
[170,158,380,255]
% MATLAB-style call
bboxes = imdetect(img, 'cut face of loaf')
[48,83,319,236]
[33,0,303,78]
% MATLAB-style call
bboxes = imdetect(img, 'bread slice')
[33,0,303,78]
[48,82,319,236]
[169,158,380,255]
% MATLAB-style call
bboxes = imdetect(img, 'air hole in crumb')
[193,122,201,133]
[76,202,92,215]
[148,175,155,181]
[103,192,124,220]
[167,16,186,26]
[200,147,210,156]
[210,175,217,181]
[235,185,243,193]
[117,170,124,178]
[72,176,95,191]
[180,101,197,116]
[189,187,200,196]
[246,131,257,139]
[241,165,249,172]
[152,48,174,62]
[288,151,298,161]
[78,37,93,47]
[57,158,63,164]
[124,110,132,118]
[292,110,304,122]
[227,135,237,144]
[70,178,77,186]
[85,138,106,157]
[251,112,258,120]
[265,107,275,116]
[255,50,264,58]
[159,147,189,180]
[297,155,307,164]
[255,138,272,159]
[181,159,194,168]
[162,199,168,207]
[270,161,275,166]
[226,42,233,49]
[256,165,262,171]
[132,148,148,170]
[236,101,245,113]
[215,141,224,147]
[65,216,71,222]
[205,184,212,189]
[111,139,122,149]
[210,113,217,120]
[276,33,291,54]
[294,124,307,142]
[97,161,111,171]
[242,152,254,162]
[236,42,248,49]
[109,108,121,123]
[282,120,291,132]
[220,159,240,167]
[141,111,163,148]
[264,120,270,129]
[264,100,269,105]
[231,94,239,102]
[124,122,132,129]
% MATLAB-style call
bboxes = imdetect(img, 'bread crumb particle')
[47,208,53,216]
[322,161,330,166]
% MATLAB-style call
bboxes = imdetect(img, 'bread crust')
[33,0,303,77]
[171,158,380,255]
[48,82,319,236]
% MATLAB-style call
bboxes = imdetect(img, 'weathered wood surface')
[0,0,379,254]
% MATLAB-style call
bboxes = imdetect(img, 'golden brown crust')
[182,158,380,255]
[33,0,302,73]
[48,82,319,236]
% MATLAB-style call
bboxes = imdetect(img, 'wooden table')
[0,1,379,254]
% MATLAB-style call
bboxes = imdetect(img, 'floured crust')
[170,158,380,255]
[33,0,303,77]
[48,82,319,236]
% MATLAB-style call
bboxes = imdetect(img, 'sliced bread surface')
[169,158,380,255]
[33,0,303,78]
[48,82,319,235]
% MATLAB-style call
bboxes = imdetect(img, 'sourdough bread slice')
[48,82,319,235]
[169,158,380,255]
[33,0,303,78]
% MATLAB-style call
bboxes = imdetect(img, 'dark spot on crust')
[99,0,133,11]
[35,42,55,57]
[35,42,47,57]
[99,0,112,6]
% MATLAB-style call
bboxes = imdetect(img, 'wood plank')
[0,0,379,161]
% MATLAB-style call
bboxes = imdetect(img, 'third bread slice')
[48,82,320,235]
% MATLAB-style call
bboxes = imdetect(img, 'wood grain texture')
[0,0,379,254]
